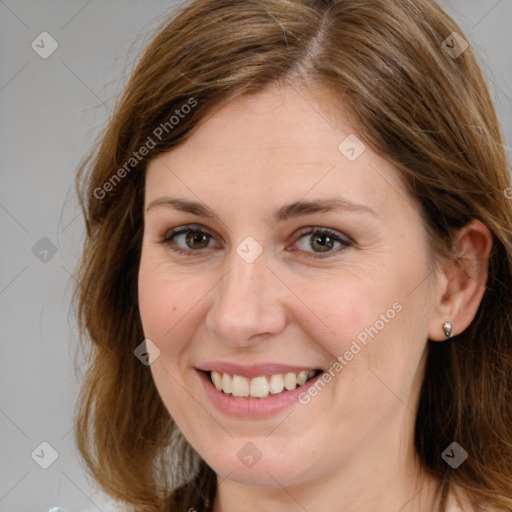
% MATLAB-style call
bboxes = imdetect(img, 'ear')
[428,219,493,341]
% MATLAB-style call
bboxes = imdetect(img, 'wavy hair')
[73,0,512,510]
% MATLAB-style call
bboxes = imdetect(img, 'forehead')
[166,84,353,168]
[145,84,415,219]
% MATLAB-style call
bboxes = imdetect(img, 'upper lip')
[196,362,324,379]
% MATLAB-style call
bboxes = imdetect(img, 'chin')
[201,443,315,489]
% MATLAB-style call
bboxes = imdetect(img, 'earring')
[442,322,455,338]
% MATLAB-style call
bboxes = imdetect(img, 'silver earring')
[442,322,454,338]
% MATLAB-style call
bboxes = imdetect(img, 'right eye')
[160,224,219,255]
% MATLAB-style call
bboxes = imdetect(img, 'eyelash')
[158,224,352,260]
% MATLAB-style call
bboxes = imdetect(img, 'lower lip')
[197,369,324,418]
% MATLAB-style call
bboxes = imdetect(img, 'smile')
[207,369,322,398]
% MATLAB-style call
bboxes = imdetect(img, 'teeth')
[211,371,223,389]
[269,374,284,394]
[231,375,249,397]
[284,372,297,390]
[250,376,269,398]
[297,370,308,386]
[209,370,318,398]
[222,372,232,394]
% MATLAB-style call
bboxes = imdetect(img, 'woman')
[73,0,512,510]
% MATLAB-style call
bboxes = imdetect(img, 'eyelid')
[159,223,352,258]
[293,226,352,244]
[161,223,216,242]
[290,226,352,258]
[160,224,221,255]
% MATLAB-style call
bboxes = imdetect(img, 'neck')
[212,419,441,512]
[213,464,440,512]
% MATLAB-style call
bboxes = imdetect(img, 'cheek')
[137,253,188,354]
[289,268,400,359]
[137,251,216,378]
[290,255,430,395]
[137,255,198,427]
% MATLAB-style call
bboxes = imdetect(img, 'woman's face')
[138,84,441,489]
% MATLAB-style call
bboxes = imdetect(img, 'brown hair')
[73,0,512,510]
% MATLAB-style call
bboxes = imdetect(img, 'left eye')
[160,225,351,258]
[291,228,352,257]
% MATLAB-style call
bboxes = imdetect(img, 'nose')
[205,245,287,347]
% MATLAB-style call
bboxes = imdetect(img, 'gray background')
[1,1,510,511]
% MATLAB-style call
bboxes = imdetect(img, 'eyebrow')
[145,196,378,222]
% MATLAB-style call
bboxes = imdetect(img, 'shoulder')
[445,485,503,512]
[443,486,469,512]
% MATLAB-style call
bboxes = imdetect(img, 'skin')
[138,83,492,512]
